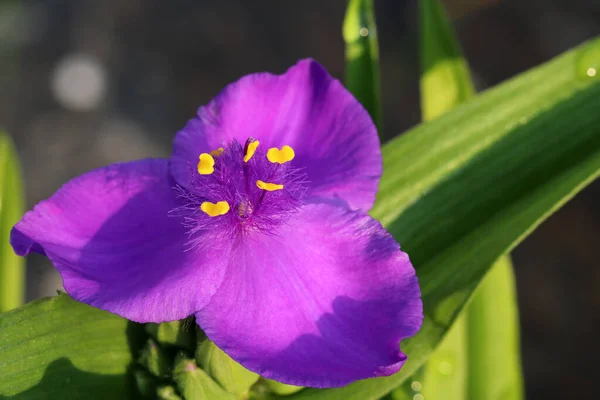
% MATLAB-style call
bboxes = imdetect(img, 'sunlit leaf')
[0,293,143,399]
[466,256,524,399]
[343,0,381,131]
[415,1,474,397]
[414,1,523,399]
[419,0,473,121]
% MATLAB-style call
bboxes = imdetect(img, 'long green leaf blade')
[419,317,467,399]
[282,37,600,400]
[417,1,473,398]
[0,132,25,313]
[419,0,474,120]
[417,1,523,400]
[0,293,142,399]
[466,256,523,399]
[343,0,381,131]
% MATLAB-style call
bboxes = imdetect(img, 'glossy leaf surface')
[0,294,143,399]
[343,0,381,130]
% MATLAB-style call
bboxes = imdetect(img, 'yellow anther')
[267,145,295,164]
[209,147,224,157]
[244,140,260,162]
[197,153,215,175]
[256,180,284,191]
[200,201,230,217]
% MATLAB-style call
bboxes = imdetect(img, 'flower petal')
[11,159,229,322]
[170,59,381,211]
[195,202,422,388]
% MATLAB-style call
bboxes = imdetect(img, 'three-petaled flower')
[11,60,422,388]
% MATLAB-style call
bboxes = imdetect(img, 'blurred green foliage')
[343,0,381,132]
[0,131,25,313]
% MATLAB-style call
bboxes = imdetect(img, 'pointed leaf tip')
[343,0,382,131]
[419,0,474,121]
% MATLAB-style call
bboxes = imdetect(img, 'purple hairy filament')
[174,138,306,249]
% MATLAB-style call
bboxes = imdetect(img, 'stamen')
[244,140,260,162]
[200,201,230,217]
[209,147,224,157]
[256,180,284,191]
[197,153,215,175]
[267,145,295,164]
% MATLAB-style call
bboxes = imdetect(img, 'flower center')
[178,138,306,242]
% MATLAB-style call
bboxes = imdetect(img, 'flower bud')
[156,385,183,400]
[173,352,234,400]
[195,335,259,396]
[145,319,195,351]
[138,338,171,378]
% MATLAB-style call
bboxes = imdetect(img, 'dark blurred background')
[0,0,598,398]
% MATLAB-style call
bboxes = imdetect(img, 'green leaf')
[419,0,474,121]
[0,131,25,313]
[382,369,423,400]
[195,338,259,396]
[343,0,381,130]
[173,353,236,400]
[280,37,600,400]
[0,293,144,399]
[415,1,523,400]
[465,256,523,399]
[416,1,473,397]
[420,317,467,399]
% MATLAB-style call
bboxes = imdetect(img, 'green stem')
[0,132,25,312]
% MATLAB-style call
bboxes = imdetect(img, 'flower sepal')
[173,352,236,400]
[138,338,171,379]
[145,319,196,351]
[135,319,275,399]
[133,368,158,399]
[261,378,304,395]
[195,333,260,397]
[156,385,183,400]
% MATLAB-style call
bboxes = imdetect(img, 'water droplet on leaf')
[411,380,423,391]
[575,40,600,82]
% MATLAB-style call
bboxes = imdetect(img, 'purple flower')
[10,60,422,388]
